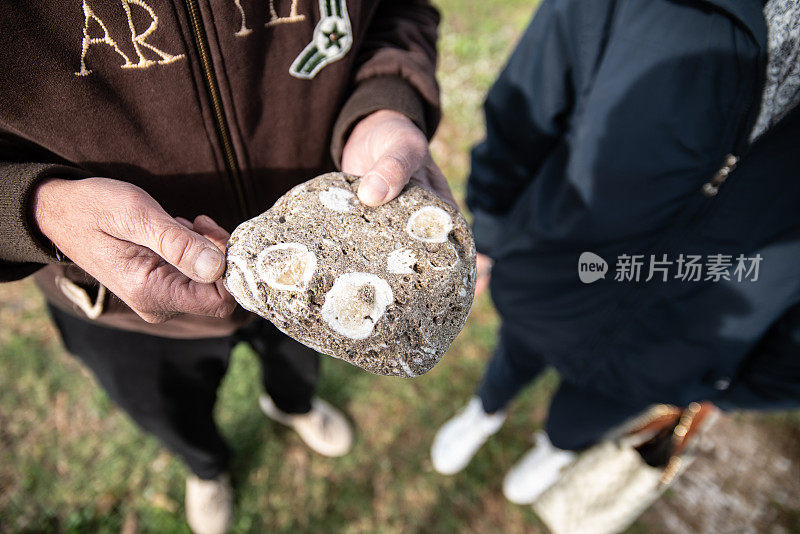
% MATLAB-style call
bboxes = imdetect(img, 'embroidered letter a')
[75,0,184,77]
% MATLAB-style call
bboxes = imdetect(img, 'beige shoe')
[259,395,354,457]
[185,473,233,534]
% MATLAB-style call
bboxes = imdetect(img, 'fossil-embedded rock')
[224,172,476,377]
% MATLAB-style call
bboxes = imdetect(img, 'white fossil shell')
[406,206,453,243]
[320,272,393,340]
[256,243,317,291]
[319,187,355,213]
[387,248,417,274]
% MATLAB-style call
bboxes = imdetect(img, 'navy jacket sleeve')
[466,0,574,255]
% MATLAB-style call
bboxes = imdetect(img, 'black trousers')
[476,322,646,452]
[48,305,319,479]
[477,306,800,452]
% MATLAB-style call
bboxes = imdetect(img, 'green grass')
[0,271,556,532]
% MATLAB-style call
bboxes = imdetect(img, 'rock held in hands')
[224,172,476,377]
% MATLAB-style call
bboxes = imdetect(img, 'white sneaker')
[430,396,507,475]
[185,473,233,534]
[259,395,353,457]
[502,431,577,505]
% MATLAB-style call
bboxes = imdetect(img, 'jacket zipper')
[700,24,766,199]
[184,0,249,219]
[701,153,739,197]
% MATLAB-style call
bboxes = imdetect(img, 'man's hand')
[32,177,236,323]
[475,252,493,297]
[342,109,456,207]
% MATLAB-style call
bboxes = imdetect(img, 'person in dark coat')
[431,0,800,504]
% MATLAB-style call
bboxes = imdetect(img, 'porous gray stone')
[224,172,476,377]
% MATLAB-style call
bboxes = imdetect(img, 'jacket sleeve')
[330,0,440,166]
[466,0,574,256]
[0,161,90,282]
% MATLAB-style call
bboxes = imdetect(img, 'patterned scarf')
[750,0,800,141]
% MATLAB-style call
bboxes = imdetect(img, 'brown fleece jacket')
[0,0,440,337]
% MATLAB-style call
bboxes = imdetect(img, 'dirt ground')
[639,413,800,533]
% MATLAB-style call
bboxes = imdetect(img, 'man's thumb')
[118,203,226,283]
[155,222,225,282]
[357,150,422,207]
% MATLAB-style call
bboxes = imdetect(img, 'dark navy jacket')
[467,0,800,409]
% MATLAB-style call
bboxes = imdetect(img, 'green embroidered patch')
[290,0,352,79]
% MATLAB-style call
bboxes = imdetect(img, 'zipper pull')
[702,154,739,197]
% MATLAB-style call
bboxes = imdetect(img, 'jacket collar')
[699,0,767,48]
